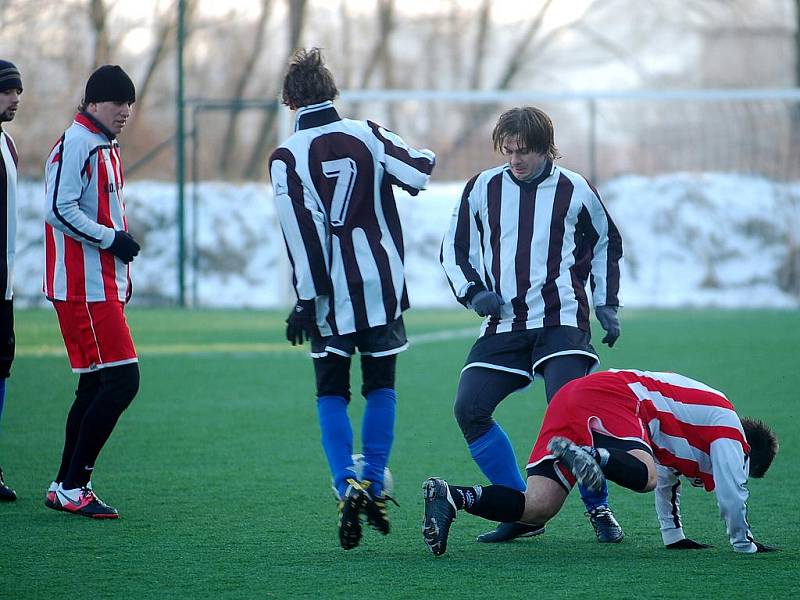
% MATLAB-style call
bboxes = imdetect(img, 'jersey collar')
[75,111,117,140]
[295,101,341,131]
[505,160,555,189]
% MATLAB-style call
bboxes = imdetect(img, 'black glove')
[470,290,505,318]
[666,538,713,550]
[595,305,621,347]
[754,541,779,553]
[286,299,318,346]
[108,230,140,264]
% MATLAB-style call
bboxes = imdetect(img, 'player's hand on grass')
[469,290,504,319]
[666,538,713,550]
[595,305,621,347]
[286,299,318,345]
[754,541,779,553]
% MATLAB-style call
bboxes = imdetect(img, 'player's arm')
[440,174,488,308]
[710,438,762,553]
[366,121,435,195]
[579,181,623,309]
[655,465,689,546]
[270,148,331,300]
[44,135,115,249]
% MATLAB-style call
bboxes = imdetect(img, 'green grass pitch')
[1,308,799,599]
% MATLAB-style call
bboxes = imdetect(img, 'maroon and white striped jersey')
[269,101,435,336]
[43,113,130,303]
[610,369,756,553]
[440,162,622,337]
[0,129,18,301]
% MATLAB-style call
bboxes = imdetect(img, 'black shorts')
[526,432,653,490]
[463,325,598,381]
[311,316,408,359]
[0,299,14,379]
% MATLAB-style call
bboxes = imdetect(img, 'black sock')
[465,485,525,522]
[63,364,139,489]
[596,448,649,492]
[56,372,101,483]
[449,485,481,510]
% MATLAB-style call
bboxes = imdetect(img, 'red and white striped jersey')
[269,101,435,336]
[610,369,756,553]
[440,162,622,337]
[43,113,130,302]
[0,129,18,301]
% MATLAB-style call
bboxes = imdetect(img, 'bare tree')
[218,0,273,175]
[796,0,800,85]
[468,0,491,90]
[134,0,199,112]
[359,0,395,89]
[338,0,353,88]
[242,0,308,180]
[89,0,111,66]
[444,0,566,156]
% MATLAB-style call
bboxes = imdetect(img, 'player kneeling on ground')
[422,369,778,556]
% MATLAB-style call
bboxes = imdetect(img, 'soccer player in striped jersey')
[42,66,141,519]
[440,107,624,543]
[422,369,778,556]
[0,59,22,501]
[269,48,435,549]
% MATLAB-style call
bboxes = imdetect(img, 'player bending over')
[422,369,778,556]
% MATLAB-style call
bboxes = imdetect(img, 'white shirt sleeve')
[44,134,115,249]
[440,176,486,303]
[368,122,435,194]
[580,183,622,308]
[655,464,686,546]
[710,437,757,553]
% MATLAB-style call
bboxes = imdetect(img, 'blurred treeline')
[0,0,798,182]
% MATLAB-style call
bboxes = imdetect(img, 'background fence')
[186,88,800,185]
[13,89,800,308]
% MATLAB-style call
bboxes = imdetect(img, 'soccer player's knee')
[317,382,350,402]
[0,358,12,379]
[361,365,395,397]
[642,469,658,492]
[523,503,556,525]
[315,356,351,400]
[361,355,396,396]
[453,395,493,442]
[104,363,139,411]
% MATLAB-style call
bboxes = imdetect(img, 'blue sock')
[317,395,356,498]
[468,423,526,492]
[361,388,396,496]
[579,481,610,512]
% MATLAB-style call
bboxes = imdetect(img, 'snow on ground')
[15,173,800,308]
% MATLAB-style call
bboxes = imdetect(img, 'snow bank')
[15,173,800,308]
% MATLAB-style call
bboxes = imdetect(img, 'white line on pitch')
[16,326,478,358]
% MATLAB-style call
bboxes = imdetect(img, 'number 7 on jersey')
[321,158,358,227]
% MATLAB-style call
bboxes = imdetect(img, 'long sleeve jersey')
[440,162,622,337]
[43,112,131,303]
[0,128,18,300]
[269,101,435,336]
[611,369,757,553]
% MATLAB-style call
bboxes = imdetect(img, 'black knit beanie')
[0,60,22,93]
[84,65,135,104]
